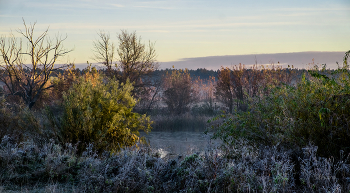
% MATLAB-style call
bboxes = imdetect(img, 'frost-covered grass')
[0,136,349,192]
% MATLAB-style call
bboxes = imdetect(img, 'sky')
[0,0,349,69]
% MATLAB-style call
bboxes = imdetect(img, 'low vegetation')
[0,135,349,192]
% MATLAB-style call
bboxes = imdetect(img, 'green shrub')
[211,51,350,158]
[60,76,152,154]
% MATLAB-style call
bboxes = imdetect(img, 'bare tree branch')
[0,19,73,109]
[91,30,159,112]
[92,31,115,73]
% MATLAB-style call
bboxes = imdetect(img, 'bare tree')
[92,31,115,74]
[116,30,159,111]
[116,30,157,88]
[94,30,157,85]
[0,19,72,109]
[94,30,159,111]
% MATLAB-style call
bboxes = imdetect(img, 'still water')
[139,131,221,158]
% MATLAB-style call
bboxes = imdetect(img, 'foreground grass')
[0,136,349,193]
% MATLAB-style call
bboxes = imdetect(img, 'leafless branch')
[0,19,72,109]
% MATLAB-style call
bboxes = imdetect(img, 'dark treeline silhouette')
[51,68,219,82]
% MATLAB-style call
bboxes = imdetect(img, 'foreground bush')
[0,136,349,192]
[57,76,152,154]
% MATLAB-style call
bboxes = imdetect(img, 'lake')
[139,131,221,158]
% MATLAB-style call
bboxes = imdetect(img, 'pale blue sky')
[0,0,349,68]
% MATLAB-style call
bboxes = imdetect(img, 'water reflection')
[139,131,221,158]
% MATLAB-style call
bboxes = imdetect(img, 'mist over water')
[140,131,221,158]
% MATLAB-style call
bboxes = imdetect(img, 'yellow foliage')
[61,74,152,154]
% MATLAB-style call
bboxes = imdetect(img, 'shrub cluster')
[211,51,350,158]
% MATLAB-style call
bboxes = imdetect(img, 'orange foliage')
[215,63,294,113]
[162,69,198,114]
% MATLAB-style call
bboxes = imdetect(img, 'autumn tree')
[215,63,295,113]
[230,64,247,105]
[49,64,80,102]
[244,65,263,98]
[0,20,71,109]
[215,67,235,113]
[215,64,251,113]
[162,69,198,115]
